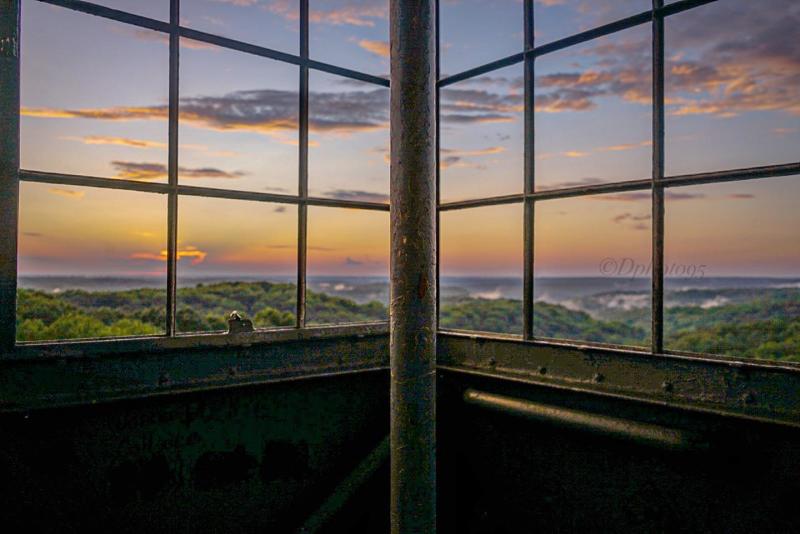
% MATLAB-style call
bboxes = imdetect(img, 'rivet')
[488,357,497,367]
[742,391,756,405]
[593,373,604,383]
[538,366,547,375]
[662,381,673,393]
[158,372,171,386]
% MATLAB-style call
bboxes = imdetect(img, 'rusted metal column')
[389,0,437,532]
[0,0,20,355]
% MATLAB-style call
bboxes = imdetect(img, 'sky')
[17,0,800,280]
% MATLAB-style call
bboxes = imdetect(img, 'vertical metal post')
[297,0,309,328]
[390,0,437,532]
[166,0,180,335]
[651,0,665,354]
[523,0,535,340]
[0,0,20,353]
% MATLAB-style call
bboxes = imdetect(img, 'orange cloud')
[358,39,389,58]
[64,136,167,149]
[131,246,207,265]
[111,161,247,181]
[48,187,85,199]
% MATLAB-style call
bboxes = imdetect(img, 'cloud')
[23,87,390,138]
[268,0,387,27]
[64,136,167,149]
[358,39,389,58]
[598,191,705,202]
[726,193,755,200]
[22,232,43,238]
[323,189,389,203]
[127,28,218,50]
[344,257,364,266]
[131,246,207,265]
[273,206,287,213]
[48,188,85,199]
[773,127,798,135]
[611,212,651,230]
[439,146,507,169]
[562,150,590,158]
[111,161,246,181]
[440,85,524,125]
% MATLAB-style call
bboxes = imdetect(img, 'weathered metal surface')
[0,333,389,412]
[390,0,438,531]
[523,0,535,341]
[651,0,665,353]
[166,0,180,336]
[0,0,19,355]
[297,0,309,329]
[300,435,389,533]
[438,333,800,428]
[463,388,705,451]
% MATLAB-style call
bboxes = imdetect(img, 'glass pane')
[440,204,523,335]
[21,1,168,181]
[310,0,389,76]
[307,207,389,324]
[308,70,389,203]
[535,0,650,45]
[440,0,522,76]
[90,0,168,20]
[17,183,167,342]
[180,39,298,193]
[665,0,800,175]
[177,196,297,333]
[665,177,800,363]
[182,0,298,54]
[440,64,524,203]
[535,24,651,191]
[534,192,651,347]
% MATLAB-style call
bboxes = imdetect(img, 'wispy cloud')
[357,39,389,58]
[323,189,389,203]
[48,187,85,199]
[64,135,167,149]
[111,161,246,181]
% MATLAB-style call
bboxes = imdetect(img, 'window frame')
[1,0,391,358]
[435,0,800,369]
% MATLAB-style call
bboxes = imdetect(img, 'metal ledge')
[438,334,800,429]
[0,333,389,412]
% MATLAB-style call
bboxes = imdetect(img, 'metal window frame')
[1,0,393,359]
[435,0,800,370]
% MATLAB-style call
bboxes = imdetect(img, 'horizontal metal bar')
[178,26,301,66]
[307,59,390,87]
[300,435,390,533]
[439,53,524,88]
[662,162,800,189]
[19,170,391,210]
[20,169,170,194]
[438,0,720,88]
[9,322,389,361]
[35,0,170,33]
[464,388,705,451]
[437,162,800,211]
[438,193,524,211]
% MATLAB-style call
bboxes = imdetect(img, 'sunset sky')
[17,0,800,280]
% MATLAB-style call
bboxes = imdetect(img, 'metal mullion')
[166,0,179,336]
[0,0,20,354]
[297,0,309,328]
[662,162,800,188]
[651,0,665,354]
[523,0,534,341]
[435,0,441,328]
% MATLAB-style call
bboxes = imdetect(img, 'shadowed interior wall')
[0,371,389,533]
[438,371,800,534]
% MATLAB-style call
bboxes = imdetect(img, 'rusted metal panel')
[0,0,19,355]
[438,333,800,428]
[390,0,438,531]
[0,333,389,412]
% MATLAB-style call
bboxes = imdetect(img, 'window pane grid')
[436,0,800,365]
[14,0,390,347]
